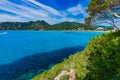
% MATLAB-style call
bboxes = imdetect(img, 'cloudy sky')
[0,0,89,24]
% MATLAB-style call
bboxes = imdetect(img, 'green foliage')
[60,75,69,80]
[47,21,90,30]
[0,21,92,30]
[33,51,88,80]
[86,31,120,80]
[84,17,92,26]
[32,31,120,80]
[87,0,120,29]
[0,20,50,30]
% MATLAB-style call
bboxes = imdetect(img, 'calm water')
[0,30,103,79]
[0,30,103,65]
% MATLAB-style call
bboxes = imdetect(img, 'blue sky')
[0,0,90,24]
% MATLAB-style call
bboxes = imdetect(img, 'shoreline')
[0,30,110,32]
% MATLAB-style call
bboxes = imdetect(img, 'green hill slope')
[33,31,120,80]
[0,21,91,30]
[48,21,90,30]
[0,20,50,30]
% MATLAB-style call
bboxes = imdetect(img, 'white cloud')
[27,0,60,16]
[0,14,26,22]
[0,0,65,24]
[59,17,84,23]
[0,0,86,24]
[67,4,88,17]
[0,0,48,19]
[0,0,61,23]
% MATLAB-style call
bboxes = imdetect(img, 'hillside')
[0,21,90,30]
[0,20,50,30]
[48,21,88,30]
[33,31,120,80]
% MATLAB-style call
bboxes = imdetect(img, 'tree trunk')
[113,23,119,30]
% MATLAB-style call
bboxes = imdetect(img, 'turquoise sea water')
[0,30,102,65]
[0,30,103,79]
[0,31,102,64]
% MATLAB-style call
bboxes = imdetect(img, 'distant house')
[96,27,104,31]
[77,28,84,31]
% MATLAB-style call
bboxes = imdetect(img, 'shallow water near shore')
[0,30,103,79]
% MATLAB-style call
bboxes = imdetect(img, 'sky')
[0,0,90,24]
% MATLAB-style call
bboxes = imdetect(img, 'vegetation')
[49,21,94,30]
[0,20,50,30]
[0,20,92,30]
[33,31,120,80]
[85,0,120,29]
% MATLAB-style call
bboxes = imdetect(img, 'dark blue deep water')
[0,30,103,80]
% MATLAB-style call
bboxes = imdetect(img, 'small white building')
[77,28,84,31]
[96,27,104,31]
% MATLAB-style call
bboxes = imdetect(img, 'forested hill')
[49,21,88,30]
[0,20,50,30]
[54,22,85,27]
[0,20,90,30]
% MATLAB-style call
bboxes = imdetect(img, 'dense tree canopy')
[84,17,92,26]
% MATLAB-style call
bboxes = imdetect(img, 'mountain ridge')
[0,20,89,30]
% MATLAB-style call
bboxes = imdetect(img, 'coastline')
[0,30,110,32]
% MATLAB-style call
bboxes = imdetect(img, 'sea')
[0,30,103,80]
